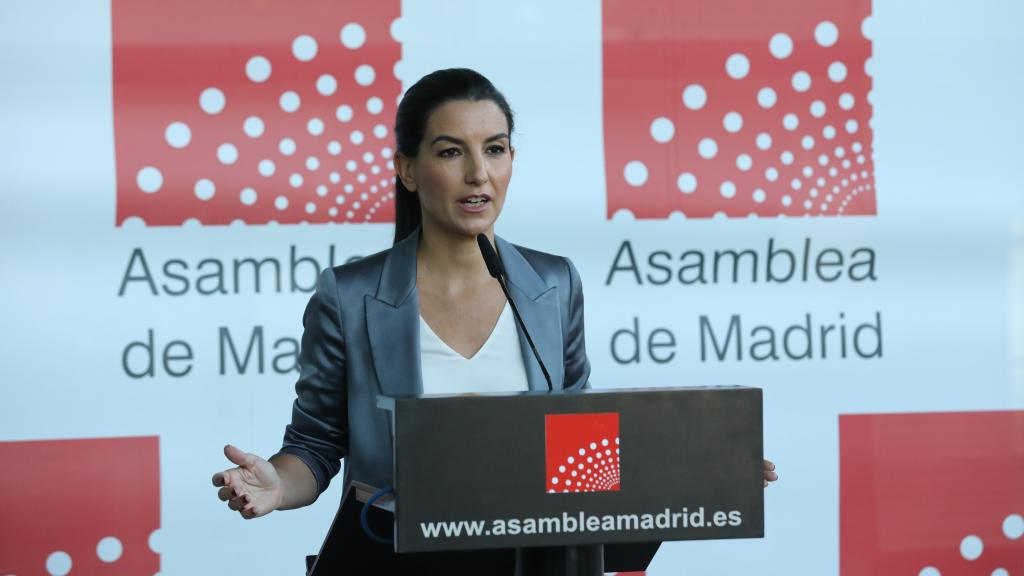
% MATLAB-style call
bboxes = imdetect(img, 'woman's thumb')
[224,444,256,468]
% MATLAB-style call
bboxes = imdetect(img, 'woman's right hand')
[212,444,285,520]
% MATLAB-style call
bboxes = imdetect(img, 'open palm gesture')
[212,444,284,519]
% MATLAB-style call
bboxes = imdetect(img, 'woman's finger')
[217,486,237,502]
[212,472,225,487]
[763,459,775,471]
[224,444,257,469]
[227,494,247,511]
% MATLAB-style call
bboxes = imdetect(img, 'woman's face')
[396,99,514,240]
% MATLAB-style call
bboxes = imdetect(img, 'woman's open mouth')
[458,195,491,212]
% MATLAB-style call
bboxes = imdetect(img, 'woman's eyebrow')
[430,133,509,146]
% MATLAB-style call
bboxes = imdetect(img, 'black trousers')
[306,496,516,575]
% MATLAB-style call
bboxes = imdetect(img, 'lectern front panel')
[380,386,763,553]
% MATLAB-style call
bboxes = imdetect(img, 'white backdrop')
[1,0,1023,574]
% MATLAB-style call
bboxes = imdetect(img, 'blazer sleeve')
[276,267,349,498]
[563,257,592,391]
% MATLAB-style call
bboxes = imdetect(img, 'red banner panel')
[603,0,876,219]
[0,436,161,575]
[113,0,401,226]
[840,411,1024,575]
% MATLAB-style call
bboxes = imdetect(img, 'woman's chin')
[450,214,499,238]
[421,207,502,241]
[459,222,494,239]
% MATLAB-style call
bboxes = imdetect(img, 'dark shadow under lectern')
[306,386,763,575]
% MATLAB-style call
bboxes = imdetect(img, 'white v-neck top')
[419,302,531,395]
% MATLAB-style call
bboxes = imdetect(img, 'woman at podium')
[211,68,777,567]
[212,66,591,517]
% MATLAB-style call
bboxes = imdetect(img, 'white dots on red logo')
[545,412,621,494]
[840,412,1024,574]
[548,436,621,493]
[0,437,160,575]
[603,0,877,219]
[113,1,402,226]
[916,513,1023,576]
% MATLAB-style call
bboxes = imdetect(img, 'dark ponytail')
[392,68,515,245]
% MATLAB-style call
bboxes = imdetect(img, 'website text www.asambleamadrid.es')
[420,506,742,539]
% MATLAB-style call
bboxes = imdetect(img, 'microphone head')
[477,233,505,278]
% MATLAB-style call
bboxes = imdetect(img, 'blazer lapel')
[366,230,423,398]
[366,230,564,396]
[495,235,564,391]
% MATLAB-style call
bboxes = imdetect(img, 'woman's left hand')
[763,459,778,487]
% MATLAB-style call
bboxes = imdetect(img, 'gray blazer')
[278,228,591,498]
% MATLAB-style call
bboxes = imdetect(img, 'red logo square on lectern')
[840,411,1024,576]
[112,0,401,226]
[545,413,620,493]
[0,436,161,575]
[602,0,876,219]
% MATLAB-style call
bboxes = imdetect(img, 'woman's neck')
[416,224,494,287]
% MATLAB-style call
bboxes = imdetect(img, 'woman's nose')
[464,152,489,185]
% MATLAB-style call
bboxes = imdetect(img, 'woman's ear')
[394,153,417,192]
[509,145,515,162]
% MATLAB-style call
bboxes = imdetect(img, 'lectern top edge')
[376,385,760,408]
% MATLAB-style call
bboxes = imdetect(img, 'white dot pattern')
[549,436,621,493]
[607,16,875,219]
[117,11,401,227]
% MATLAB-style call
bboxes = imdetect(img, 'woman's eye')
[487,144,507,155]
[438,148,460,158]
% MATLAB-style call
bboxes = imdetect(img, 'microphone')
[477,234,553,391]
